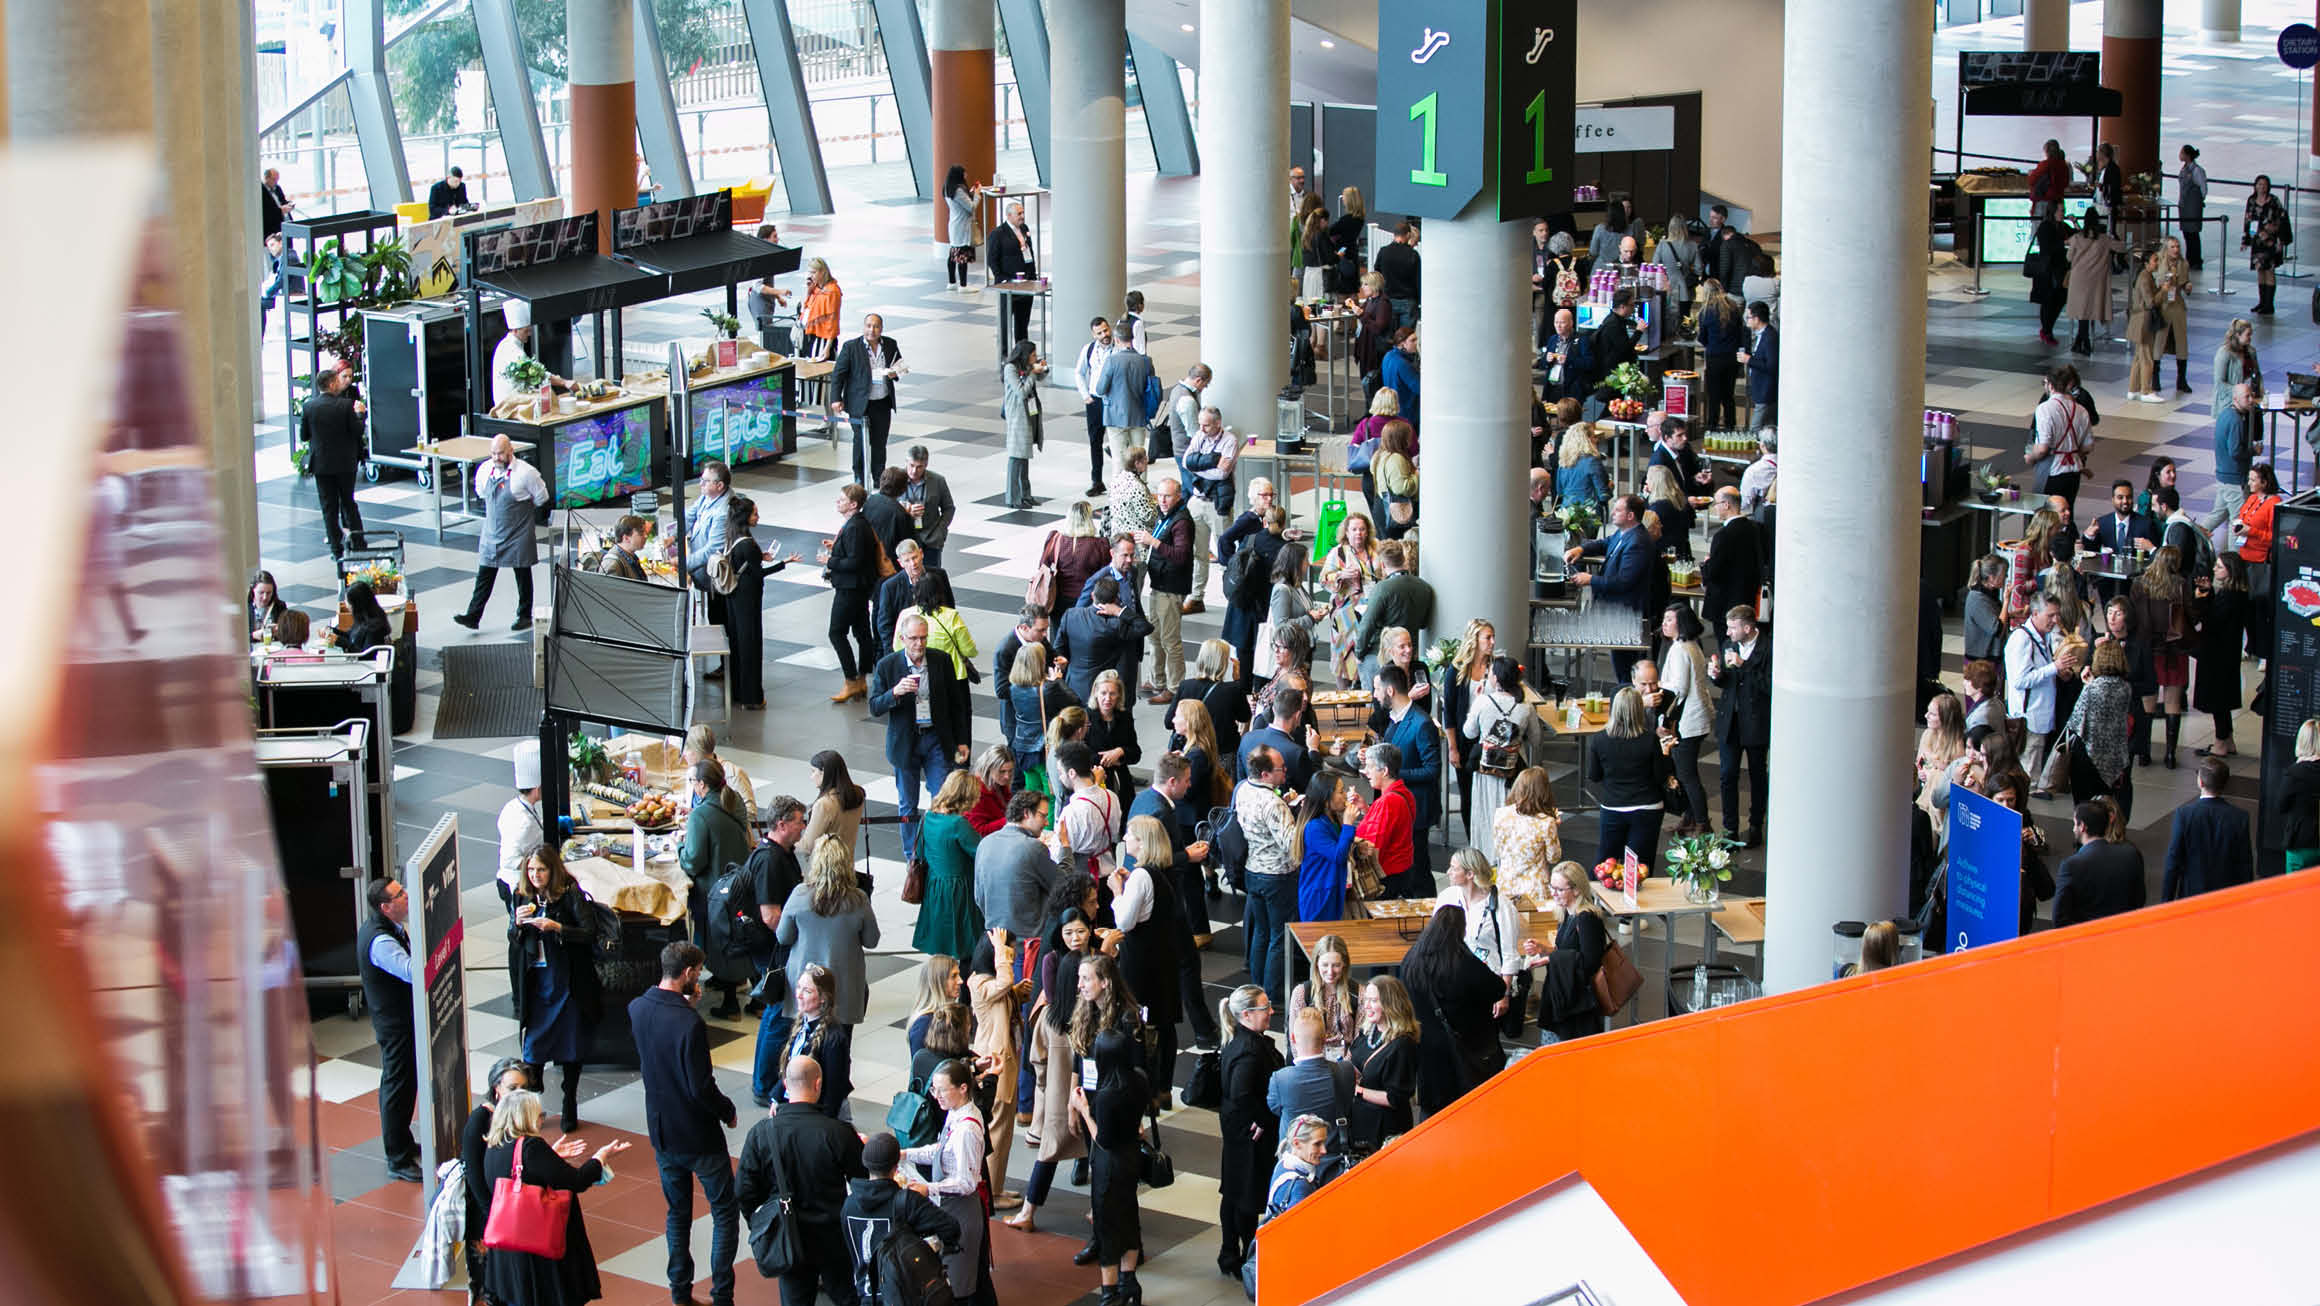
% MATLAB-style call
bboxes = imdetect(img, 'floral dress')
[1491,808,1562,903]
[1323,541,1380,686]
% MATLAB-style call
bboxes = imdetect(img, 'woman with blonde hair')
[681,723,755,825]
[1007,642,1077,792]
[913,770,987,963]
[1491,767,1562,902]
[1036,499,1114,618]
[1350,388,1401,522]
[1299,205,1333,299]
[966,745,1013,834]
[1215,983,1282,1277]
[2272,718,2320,870]
[478,1090,629,1306]
[967,927,1036,1208]
[772,835,880,1043]
[1287,932,1357,1055]
[1171,637,1249,764]
[1044,705,1090,796]
[1374,419,1420,539]
[1112,813,1186,1074]
[906,954,963,1056]
[1349,975,1419,1151]
[1642,462,1694,558]
[1519,861,1610,1044]
[1917,692,1968,787]
[1323,512,1383,685]
[1585,688,1673,873]
[1442,618,1498,835]
[1353,269,1396,375]
[1555,422,1608,508]
[1441,848,1521,998]
[2132,544,2193,767]
[1085,668,1143,802]
[1697,278,1745,429]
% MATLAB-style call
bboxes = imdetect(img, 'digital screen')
[1959,51,2102,88]
[1981,198,2036,265]
[613,191,732,251]
[552,404,656,508]
[466,213,600,278]
[689,372,784,471]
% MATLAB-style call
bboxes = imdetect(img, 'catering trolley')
[260,649,398,882]
[254,722,375,1008]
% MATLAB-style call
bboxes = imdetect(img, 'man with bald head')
[452,433,550,630]
[987,199,1038,349]
[1137,475,1196,699]
[737,1055,866,1306]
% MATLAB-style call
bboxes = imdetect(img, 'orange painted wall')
[1259,873,2320,1305]
[570,80,635,253]
[930,48,995,244]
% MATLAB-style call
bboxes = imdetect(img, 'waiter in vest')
[356,877,423,1182]
[451,434,550,631]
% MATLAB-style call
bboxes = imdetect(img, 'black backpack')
[1208,792,1251,892]
[702,863,764,983]
[871,1225,954,1306]
[1223,543,1270,610]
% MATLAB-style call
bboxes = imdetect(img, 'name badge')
[1080,1059,1099,1092]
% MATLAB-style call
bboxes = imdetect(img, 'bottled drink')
[1690,964,1709,1012]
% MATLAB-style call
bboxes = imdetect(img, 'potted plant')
[702,307,744,368]
[1972,462,2008,504]
[1662,830,1736,904]
[1560,499,1602,538]
[504,353,549,396]
[360,236,414,304]
[306,238,367,305]
[568,731,610,785]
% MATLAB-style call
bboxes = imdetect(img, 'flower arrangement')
[1422,637,1461,674]
[1591,855,1643,894]
[700,307,743,338]
[1602,362,1654,401]
[569,731,609,782]
[1558,499,1602,537]
[503,354,549,392]
[345,560,402,595]
[1663,830,1736,903]
[1972,462,2011,500]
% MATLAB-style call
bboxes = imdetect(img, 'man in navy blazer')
[1054,575,1145,701]
[629,942,740,1306]
[1237,686,1314,790]
[2162,758,2254,901]
[2080,479,2160,600]
[1375,665,1442,880]
[1565,493,1654,678]
[1708,605,1773,845]
[2054,800,2149,927]
[1739,301,1778,426]
[869,612,973,863]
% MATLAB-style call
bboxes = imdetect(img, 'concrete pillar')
[1412,194,1529,673]
[568,0,635,249]
[1762,0,1928,993]
[1049,0,1124,378]
[5,0,152,135]
[2201,0,2241,42]
[929,0,995,243]
[2024,0,2070,50]
[1197,0,1287,439]
[2101,0,2163,177]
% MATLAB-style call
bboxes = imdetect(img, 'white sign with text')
[1574,106,1675,154]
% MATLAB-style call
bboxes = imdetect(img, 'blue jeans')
[894,728,956,862]
[658,1150,739,1304]
[751,1006,794,1108]
[1243,872,1296,1004]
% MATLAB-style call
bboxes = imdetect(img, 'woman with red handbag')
[480,1090,629,1306]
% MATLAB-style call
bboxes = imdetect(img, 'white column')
[1762,0,1928,992]
[5,0,152,135]
[2024,0,2069,50]
[1414,188,1529,665]
[2200,0,2240,43]
[1197,0,1287,439]
[1049,0,1124,377]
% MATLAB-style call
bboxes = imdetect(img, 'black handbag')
[1138,1111,1176,1188]
[745,1134,807,1275]
[1182,1048,1222,1110]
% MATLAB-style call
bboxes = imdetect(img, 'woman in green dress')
[912,769,987,964]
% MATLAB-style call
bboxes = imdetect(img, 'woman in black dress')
[2193,554,2249,758]
[479,1090,631,1306]
[1398,905,1505,1119]
[717,493,791,711]
[508,847,600,1129]
[1069,954,1148,1303]
[1526,861,1609,1044]
[1172,639,1250,766]
[463,1058,548,1306]
[1215,983,1281,1278]
[1349,975,1419,1152]
[1086,670,1144,802]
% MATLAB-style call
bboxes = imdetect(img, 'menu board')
[688,371,784,471]
[553,402,657,508]
[613,191,732,251]
[467,212,600,278]
[2260,498,2320,852]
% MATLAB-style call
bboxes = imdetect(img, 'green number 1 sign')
[1408,92,1448,187]
[1522,89,1554,184]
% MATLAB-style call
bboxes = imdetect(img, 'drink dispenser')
[1532,512,1569,599]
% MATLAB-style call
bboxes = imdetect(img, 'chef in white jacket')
[496,739,545,901]
[490,299,568,404]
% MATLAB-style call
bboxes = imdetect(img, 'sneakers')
[2135,392,2166,404]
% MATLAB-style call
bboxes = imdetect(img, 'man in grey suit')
[901,445,958,569]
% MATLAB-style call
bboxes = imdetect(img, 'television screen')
[689,371,784,470]
[552,403,656,507]
[1981,198,2036,265]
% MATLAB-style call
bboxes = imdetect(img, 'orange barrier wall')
[1260,873,2320,1305]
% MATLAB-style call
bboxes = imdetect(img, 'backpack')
[701,863,760,984]
[703,539,743,595]
[1476,695,1525,777]
[1209,792,1251,891]
[1141,371,1163,424]
[871,1223,954,1306]
[1223,543,1269,609]
[1552,260,1581,307]
[884,1075,943,1149]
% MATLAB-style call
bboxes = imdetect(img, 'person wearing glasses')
[356,877,423,1182]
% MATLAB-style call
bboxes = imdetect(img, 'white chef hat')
[512,738,541,790]
[503,299,532,329]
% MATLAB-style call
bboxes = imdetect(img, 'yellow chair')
[394,200,430,225]
[730,177,775,225]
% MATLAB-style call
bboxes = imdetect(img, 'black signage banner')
[406,814,467,1208]
[465,213,601,279]
[1498,0,1576,220]
[2261,498,2320,856]
[613,190,734,252]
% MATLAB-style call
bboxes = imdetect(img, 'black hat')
[862,1132,901,1174]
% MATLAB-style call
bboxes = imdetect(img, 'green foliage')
[700,307,741,337]
[505,354,550,390]
[386,0,729,135]
[309,238,369,304]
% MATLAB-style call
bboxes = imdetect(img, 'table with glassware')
[1955,493,2045,560]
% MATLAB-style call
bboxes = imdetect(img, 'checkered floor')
[275,17,2319,1303]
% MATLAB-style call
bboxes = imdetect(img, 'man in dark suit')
[1739,300,1779,426]
[1708,605,1772,845]
[1237,685,1315,791]
[986,199,1038,351]
[300,367,368,562]
[261,166,293,239]
[862,467,918,563]
[426,166,470,218]
[2162,758,2255,901]
[1702,204,1740,286]
[1053,575,1140,702]
[1539,307,1586,400]
[872,538,927,654]
[1130,752,1220,1046]
[736,1056,866,1306]
[1265,1009,1356,1158]
[629,942,740,1306]
[826,313,904,487]
[1373,667,1442,880]
[1075,534,1151,689]
[992,606,1050,748]
[2081,478,2160,600]
[870,612,973,864]
[2054,801,2148,927]
[1647,418,1711,494]
[1699,488,1763,648]
[1567,494,1655,679]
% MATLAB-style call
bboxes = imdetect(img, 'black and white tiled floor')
[278,12,2317,1300]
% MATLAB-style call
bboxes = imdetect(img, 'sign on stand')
[1946,787,2022,952]
[407,814,467,1210]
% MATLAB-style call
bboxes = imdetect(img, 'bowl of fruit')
[626,794,679,829]
[1606,397,1648,421]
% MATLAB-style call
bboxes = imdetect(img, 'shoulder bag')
[1138,1109,1176,1188]
[1182,1048,1222,1109]
[1591,923,1644,1016]
[482,1140,572,1259]
[1025,532,1060,610]
[744,1127,808,1275]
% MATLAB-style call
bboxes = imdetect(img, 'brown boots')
[829,677,867,703]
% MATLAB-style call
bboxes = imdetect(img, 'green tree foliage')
[386,0,726,135]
